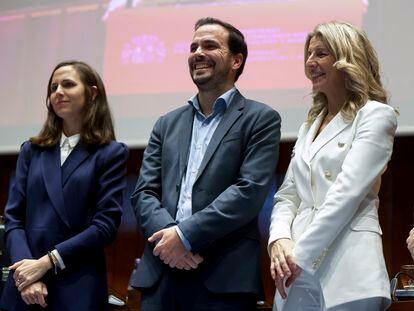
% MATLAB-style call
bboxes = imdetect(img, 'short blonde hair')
[305,22,388,126]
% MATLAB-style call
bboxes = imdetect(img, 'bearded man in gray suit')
[131,17,281,311]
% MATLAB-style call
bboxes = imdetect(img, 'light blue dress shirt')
[175,87,236,250]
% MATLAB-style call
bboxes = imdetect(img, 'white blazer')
[269,101,397,308]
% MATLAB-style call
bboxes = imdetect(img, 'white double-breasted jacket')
[269,100,397,308]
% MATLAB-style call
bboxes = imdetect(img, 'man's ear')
[232,53,243,70]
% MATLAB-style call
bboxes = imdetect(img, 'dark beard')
[191,70,229,92]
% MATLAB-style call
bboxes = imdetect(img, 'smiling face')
[188,23,242,92]
[305,36,345,98]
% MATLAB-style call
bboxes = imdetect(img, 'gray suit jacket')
[131,90,281,294]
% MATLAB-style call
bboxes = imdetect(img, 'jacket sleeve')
[268,123,305,251]
[268,161,300,247]
[4,141,34,263]
[55,142,128,266]
[131,116,177,239]
[293,104,397,274]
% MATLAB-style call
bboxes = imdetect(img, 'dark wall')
[0,137,413,306]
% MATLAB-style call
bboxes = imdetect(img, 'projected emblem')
[121,35,166,64]
[103,1,366,95]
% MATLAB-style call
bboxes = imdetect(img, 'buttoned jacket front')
[0,140,128,311]
[269,100,397,308]
[131,90,281,294]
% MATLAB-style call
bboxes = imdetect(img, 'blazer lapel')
[300,114,322,165]
[178,107,195,179]
[308,111,350,161]
[41,145,70,228]
[195,91,244,181]
[61,143,91,186]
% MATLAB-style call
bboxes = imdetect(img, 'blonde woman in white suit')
[268,22,397,311]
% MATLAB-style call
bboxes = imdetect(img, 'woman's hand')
[21,281,48,308]
[270,238,302,299]
[10,255,52,291]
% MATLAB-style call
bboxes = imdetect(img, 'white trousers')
[273,270,386,311]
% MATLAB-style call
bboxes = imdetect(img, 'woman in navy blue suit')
[0,61,128,310]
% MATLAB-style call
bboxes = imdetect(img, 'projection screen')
[0,0,412,153]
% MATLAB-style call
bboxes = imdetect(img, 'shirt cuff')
[174,226,192,251]
[51,249,66,270]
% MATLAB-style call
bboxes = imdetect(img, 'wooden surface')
[389,301,414,311]
[1,137,414,309]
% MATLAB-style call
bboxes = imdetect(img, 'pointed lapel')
[178,107,195,178]
[41,144,70,228]
[195,92,244,181]
[300,113,323,165]
[308,111,350,161]
[61,143,91,186]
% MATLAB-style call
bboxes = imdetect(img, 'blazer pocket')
[350,215,382,235]
[222,131,243,143]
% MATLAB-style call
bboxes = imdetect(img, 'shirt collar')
[188,87,236,118]
[60,133,81,148]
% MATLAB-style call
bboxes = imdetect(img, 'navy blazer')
[0,140,128,311]
[131,90,281,294]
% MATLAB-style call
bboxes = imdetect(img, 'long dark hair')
[30,60,115,146]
